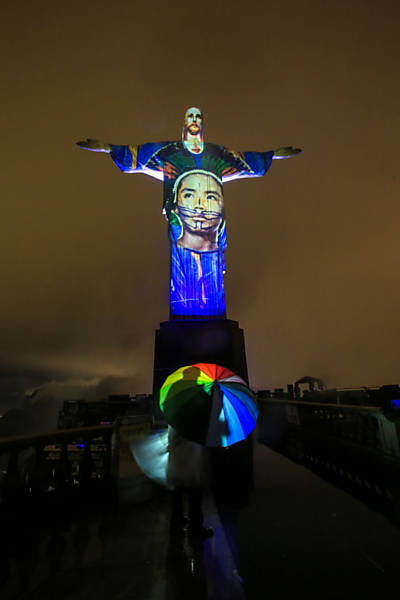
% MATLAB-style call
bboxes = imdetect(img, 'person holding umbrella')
[167,424,213,539]
[160,363,259,538]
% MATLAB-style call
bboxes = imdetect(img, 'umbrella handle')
[212,383,222,401]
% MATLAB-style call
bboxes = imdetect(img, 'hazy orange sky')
[1,0,400,400]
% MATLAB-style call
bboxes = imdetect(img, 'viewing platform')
[1,407,400,599]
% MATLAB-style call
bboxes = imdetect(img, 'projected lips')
[188,123,200,134]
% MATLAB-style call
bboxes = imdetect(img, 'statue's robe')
[110,141,274,318]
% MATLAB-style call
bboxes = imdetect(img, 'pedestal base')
[152,318,253,497]
[152,319,248,401]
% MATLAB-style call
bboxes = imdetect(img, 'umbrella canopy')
[159,363,258,447]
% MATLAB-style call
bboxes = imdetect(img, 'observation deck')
[1,405,400,599]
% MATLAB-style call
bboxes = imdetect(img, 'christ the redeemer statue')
[77,108,301,319]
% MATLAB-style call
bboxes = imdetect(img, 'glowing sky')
[1,0,400,397]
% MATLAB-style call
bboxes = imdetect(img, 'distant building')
[57,394,152,429]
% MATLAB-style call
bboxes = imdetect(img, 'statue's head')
[183,107,203,142]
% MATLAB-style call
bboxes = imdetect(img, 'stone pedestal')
[152,318,253,496]
[152,319,248,400]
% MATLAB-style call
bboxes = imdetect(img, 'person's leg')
[170,487,185,532]
[188,488,203,529]
[187,488,213,538]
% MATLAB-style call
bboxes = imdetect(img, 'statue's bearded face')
[184,107,203,137]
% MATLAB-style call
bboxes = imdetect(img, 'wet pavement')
[1,430,400,599]
[239,440,400,598]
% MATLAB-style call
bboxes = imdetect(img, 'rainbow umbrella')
[159,363,258,447]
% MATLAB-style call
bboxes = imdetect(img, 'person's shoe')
[187,525,214,540]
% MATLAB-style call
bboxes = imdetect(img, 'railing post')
[27,444,51,496]
[52,441,72,493]
[110,420,120,500]
[0,424,121,513]
[79,435,94,487]
[1,450,22,507]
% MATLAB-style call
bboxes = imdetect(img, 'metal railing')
[257,395,400,523]
[0,424,120,511]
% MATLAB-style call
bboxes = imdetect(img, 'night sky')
[1,0,400,411]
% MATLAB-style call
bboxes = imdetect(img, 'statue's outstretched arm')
[76,139,139,174]
[76,139,167,179]
[76,139,111,153]
[226,145,301,181]
[272,146,302,159]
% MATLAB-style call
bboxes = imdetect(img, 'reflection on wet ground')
[1,428,400,599]
[0,454,246,600]
[240,434,400,598]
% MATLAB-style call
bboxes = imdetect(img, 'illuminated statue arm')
[227,147,301,181]
[109,144,140,173]
[76,139,111,152]
[272,147,302,160]
[243,147,301,170]
[233,150,275,178]
[76,139,169,180]
[76,138,140,172]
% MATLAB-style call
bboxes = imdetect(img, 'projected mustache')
[177,206,222,219]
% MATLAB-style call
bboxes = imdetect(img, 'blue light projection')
[77,108,301,319]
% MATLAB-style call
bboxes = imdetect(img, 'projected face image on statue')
[77,108,301,319]
[173,171,223,251]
